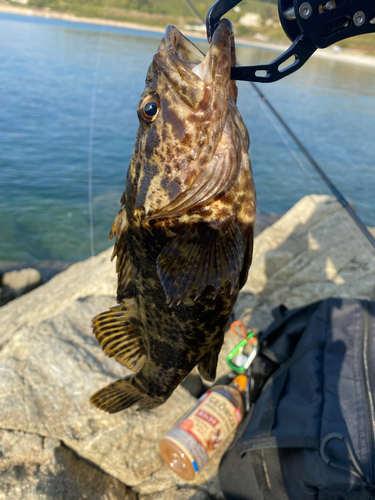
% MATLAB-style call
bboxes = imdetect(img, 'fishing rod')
[248,82,375,250]
[187,0,375,250]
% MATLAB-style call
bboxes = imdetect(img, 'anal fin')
[157,221,244,306]
[90,374,158,413]
[92,300,146,372]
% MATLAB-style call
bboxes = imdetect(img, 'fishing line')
[88,61,99,258]
[248,86,320,184]
[249,81,375,251]
[184,0,375,251]
[183,0,205,22]
[247,82,372,252]
[87,3,109,257]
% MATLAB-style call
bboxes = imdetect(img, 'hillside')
[5,0,375,54]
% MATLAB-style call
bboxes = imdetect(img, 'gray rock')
[138,476,225,500]
[0,260,72,285]
[0,268,42,306]
[0,194,374,499]
[0,294,199,488]
[2,267,41,292]
[236,194,375,330]
[254,212,280,237]
[0,429,136,500]
[0,249,116,350]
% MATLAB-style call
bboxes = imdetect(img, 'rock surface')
[0,261,72,307]
[0,194,374,499]
[235,194,375,329]
[0,268,42,306]
[0,430,136,500]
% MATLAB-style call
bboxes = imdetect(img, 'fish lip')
[164,25,205,68]
[163,19,235,85]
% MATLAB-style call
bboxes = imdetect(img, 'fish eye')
[138,92,160,124]
[144,101,158,117]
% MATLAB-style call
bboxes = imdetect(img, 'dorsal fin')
[110,207,135,301]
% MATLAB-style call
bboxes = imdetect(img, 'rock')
[0,290,221,496]
[254,213,280,237]
[0,294,199,487]
[2,267,41,292]
[235,194,375,329]
[181,371,207,398]
[0,260,72,285]
[0,194,374,499]
[0,268,42,306]
[138,477,225,500]
[0,249,116,350]
[0,429,136,500]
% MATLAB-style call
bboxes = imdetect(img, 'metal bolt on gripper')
[353,11,366,27]
[299,2,312,19]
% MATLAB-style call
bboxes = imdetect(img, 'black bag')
[219,298,375,499]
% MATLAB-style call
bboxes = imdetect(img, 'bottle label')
[178,390,242,459]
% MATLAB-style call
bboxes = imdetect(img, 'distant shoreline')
[1,4,375,69]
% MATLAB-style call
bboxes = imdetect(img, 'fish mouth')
[192,20,235,85]
[167,19,235,84]
[155,19,236,106]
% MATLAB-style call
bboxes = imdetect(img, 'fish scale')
[89,19,256,413]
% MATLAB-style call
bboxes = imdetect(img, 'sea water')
[1,13,374,263]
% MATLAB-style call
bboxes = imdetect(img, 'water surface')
[1,13,374,263]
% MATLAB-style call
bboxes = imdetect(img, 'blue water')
[1,13,374,263]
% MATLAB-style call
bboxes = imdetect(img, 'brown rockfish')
[90,19,256,412]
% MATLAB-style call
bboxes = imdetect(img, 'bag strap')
[240,435,320,453]
[219,446,290,500]
[262,449,290,500]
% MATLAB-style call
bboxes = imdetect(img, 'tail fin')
[90,374,158,413]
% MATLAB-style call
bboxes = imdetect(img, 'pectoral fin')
[92,300,146,372]
[157,221,244,306]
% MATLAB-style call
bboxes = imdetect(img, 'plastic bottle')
[159,375,246,481]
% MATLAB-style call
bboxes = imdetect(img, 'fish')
[90,18,256,413]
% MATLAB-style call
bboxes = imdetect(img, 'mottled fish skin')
[90,19,256,413]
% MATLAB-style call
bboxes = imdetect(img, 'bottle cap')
[231,374,247,393]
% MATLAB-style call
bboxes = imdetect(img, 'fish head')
[150,18,237,108]
[128,19,242,218]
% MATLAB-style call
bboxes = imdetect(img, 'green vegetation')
[7,0,375,54]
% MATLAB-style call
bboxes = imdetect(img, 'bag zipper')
[363,301,375,481]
